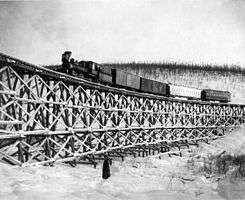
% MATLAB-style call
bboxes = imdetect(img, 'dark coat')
[102,158,111,179]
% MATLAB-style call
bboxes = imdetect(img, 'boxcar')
[201,89,231,103]
[127,73,141,90]
[169,84,201,100]
[140,78,169,96]
[112,69,140,90]
[112,69,127,87]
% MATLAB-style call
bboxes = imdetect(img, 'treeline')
[105,62,245,76]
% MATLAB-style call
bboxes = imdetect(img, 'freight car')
[169,84,201,100]
[112,68,141,90]
[201,89,231,103]
[140,78,169,96]
[58,52,231,103]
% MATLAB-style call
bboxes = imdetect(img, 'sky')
[0,0,244,66]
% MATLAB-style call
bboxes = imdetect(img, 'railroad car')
[169,84,202,100]
[112,68,141,90]
[201,89,231,103]
[127,72,141,90]
[112,68,127,86]
[140,77,169,96]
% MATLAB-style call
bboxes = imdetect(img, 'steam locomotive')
[55,51,231,103]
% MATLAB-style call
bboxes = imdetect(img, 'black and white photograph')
[0,0,245,199]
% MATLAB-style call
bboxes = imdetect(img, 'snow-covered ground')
[1,127,245,200]
[0,156,219,200]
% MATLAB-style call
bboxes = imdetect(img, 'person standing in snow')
[102,157,112,179]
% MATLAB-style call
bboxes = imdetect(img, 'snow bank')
[187,126,245,199]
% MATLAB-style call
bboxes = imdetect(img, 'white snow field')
[0,156,220,200]
[1,127,245,200]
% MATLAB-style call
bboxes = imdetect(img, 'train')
[51,51,231,103]
[0,51,232,103]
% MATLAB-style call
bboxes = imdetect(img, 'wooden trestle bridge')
[0,52,245,167]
